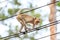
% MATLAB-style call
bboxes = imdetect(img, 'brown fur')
[16,14,40,32]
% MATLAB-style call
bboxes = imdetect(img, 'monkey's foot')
[35,28,40,30]
[25,28,32,32]
[20,32,26,34]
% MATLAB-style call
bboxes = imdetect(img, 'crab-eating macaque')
[16,14,40,32]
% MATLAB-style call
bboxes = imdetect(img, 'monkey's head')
[34,18,40,25]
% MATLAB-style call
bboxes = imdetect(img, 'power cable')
[35,32,60,40]
[0,20,60,39]
[0,1,59,21]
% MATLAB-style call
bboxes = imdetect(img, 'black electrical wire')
[35,32,60,40]
[0,20,60,39]
[0,1,59,21]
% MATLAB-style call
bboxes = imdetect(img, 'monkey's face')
[34,18,40,25]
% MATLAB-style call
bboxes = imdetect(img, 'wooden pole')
[49,0,56,40]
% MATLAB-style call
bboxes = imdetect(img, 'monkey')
[16,14,40,32]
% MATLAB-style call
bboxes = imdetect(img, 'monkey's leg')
[20,18,27,32]
[17,19,23,32]
[24,24,28,32]
[23,20,28,32]
[21,17,28,32]
[16,17,24,32]
[19,24,23,32]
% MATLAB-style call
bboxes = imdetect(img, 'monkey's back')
[18,14,34,22]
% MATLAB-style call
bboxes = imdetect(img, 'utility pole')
[49,0,56,40]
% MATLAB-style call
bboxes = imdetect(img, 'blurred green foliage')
[8,8,19,16]
[30,37,35,40]
[29,3,35,16]
[10,0,21,6]
[8,8,14,15]
[8,24,14,35]
[57,2,60,7]
[56,2,60,12]
[15,25,18,32]
[0,13,8,20]
[23,34,28,38]
[4,38,9,40]
[13,0,21,6]
[33,14,41,18]
[0,35,3,40]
